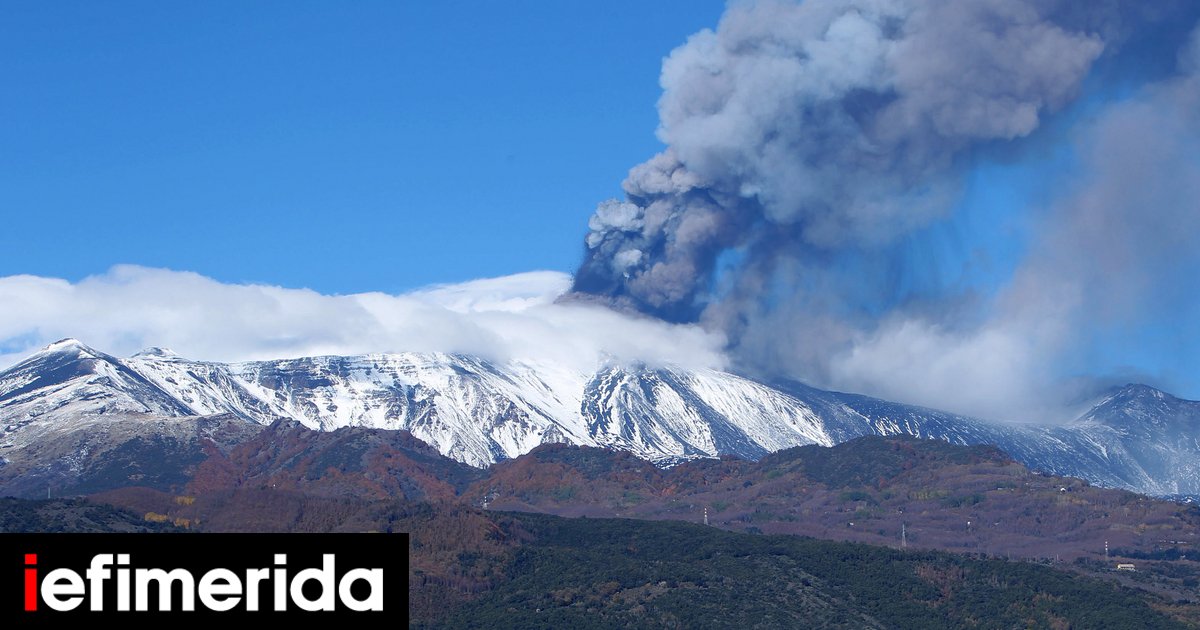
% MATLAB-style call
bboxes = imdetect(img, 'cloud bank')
[0,266,726,374]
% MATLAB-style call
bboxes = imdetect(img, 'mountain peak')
[44,337,86,350]
[130,347,183,360]
[1119,383,1166,395]
[1103,383,1177,405]
[1078,383,1199,436]
[37,338,103,359]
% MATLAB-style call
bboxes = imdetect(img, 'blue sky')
[1,1,725,294]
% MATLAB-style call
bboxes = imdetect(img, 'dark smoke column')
[572,150,748,322]
[567,0,1141,323]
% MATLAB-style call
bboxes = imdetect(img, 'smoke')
[572,0,1200,419]
[832,59,1200,418]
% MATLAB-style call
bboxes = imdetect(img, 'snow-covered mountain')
[1,339,1197,495]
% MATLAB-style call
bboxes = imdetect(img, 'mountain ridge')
[2,338,1197,495]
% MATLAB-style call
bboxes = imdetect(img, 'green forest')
[419,512,1188,629]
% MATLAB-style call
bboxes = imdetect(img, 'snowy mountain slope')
[123,347,288,423]
[579,367,834,465]
[1061,385,1200,495]
[127,348,842,467]
[779,381,1200,495]
[0,341,837,469]
[222,353,591,467]
[1,339,1198,495]
[0,339,193,423]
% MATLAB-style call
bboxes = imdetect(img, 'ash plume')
[571,0,1200,420]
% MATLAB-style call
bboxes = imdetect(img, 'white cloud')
[0,265,727,373]
[407,271,570,313]
[827,317,1058,422]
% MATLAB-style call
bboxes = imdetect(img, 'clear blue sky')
[0,1,725,294]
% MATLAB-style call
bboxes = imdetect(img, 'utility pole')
[901,522,907,549]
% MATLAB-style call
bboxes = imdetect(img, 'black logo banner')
[0,533,408,625]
